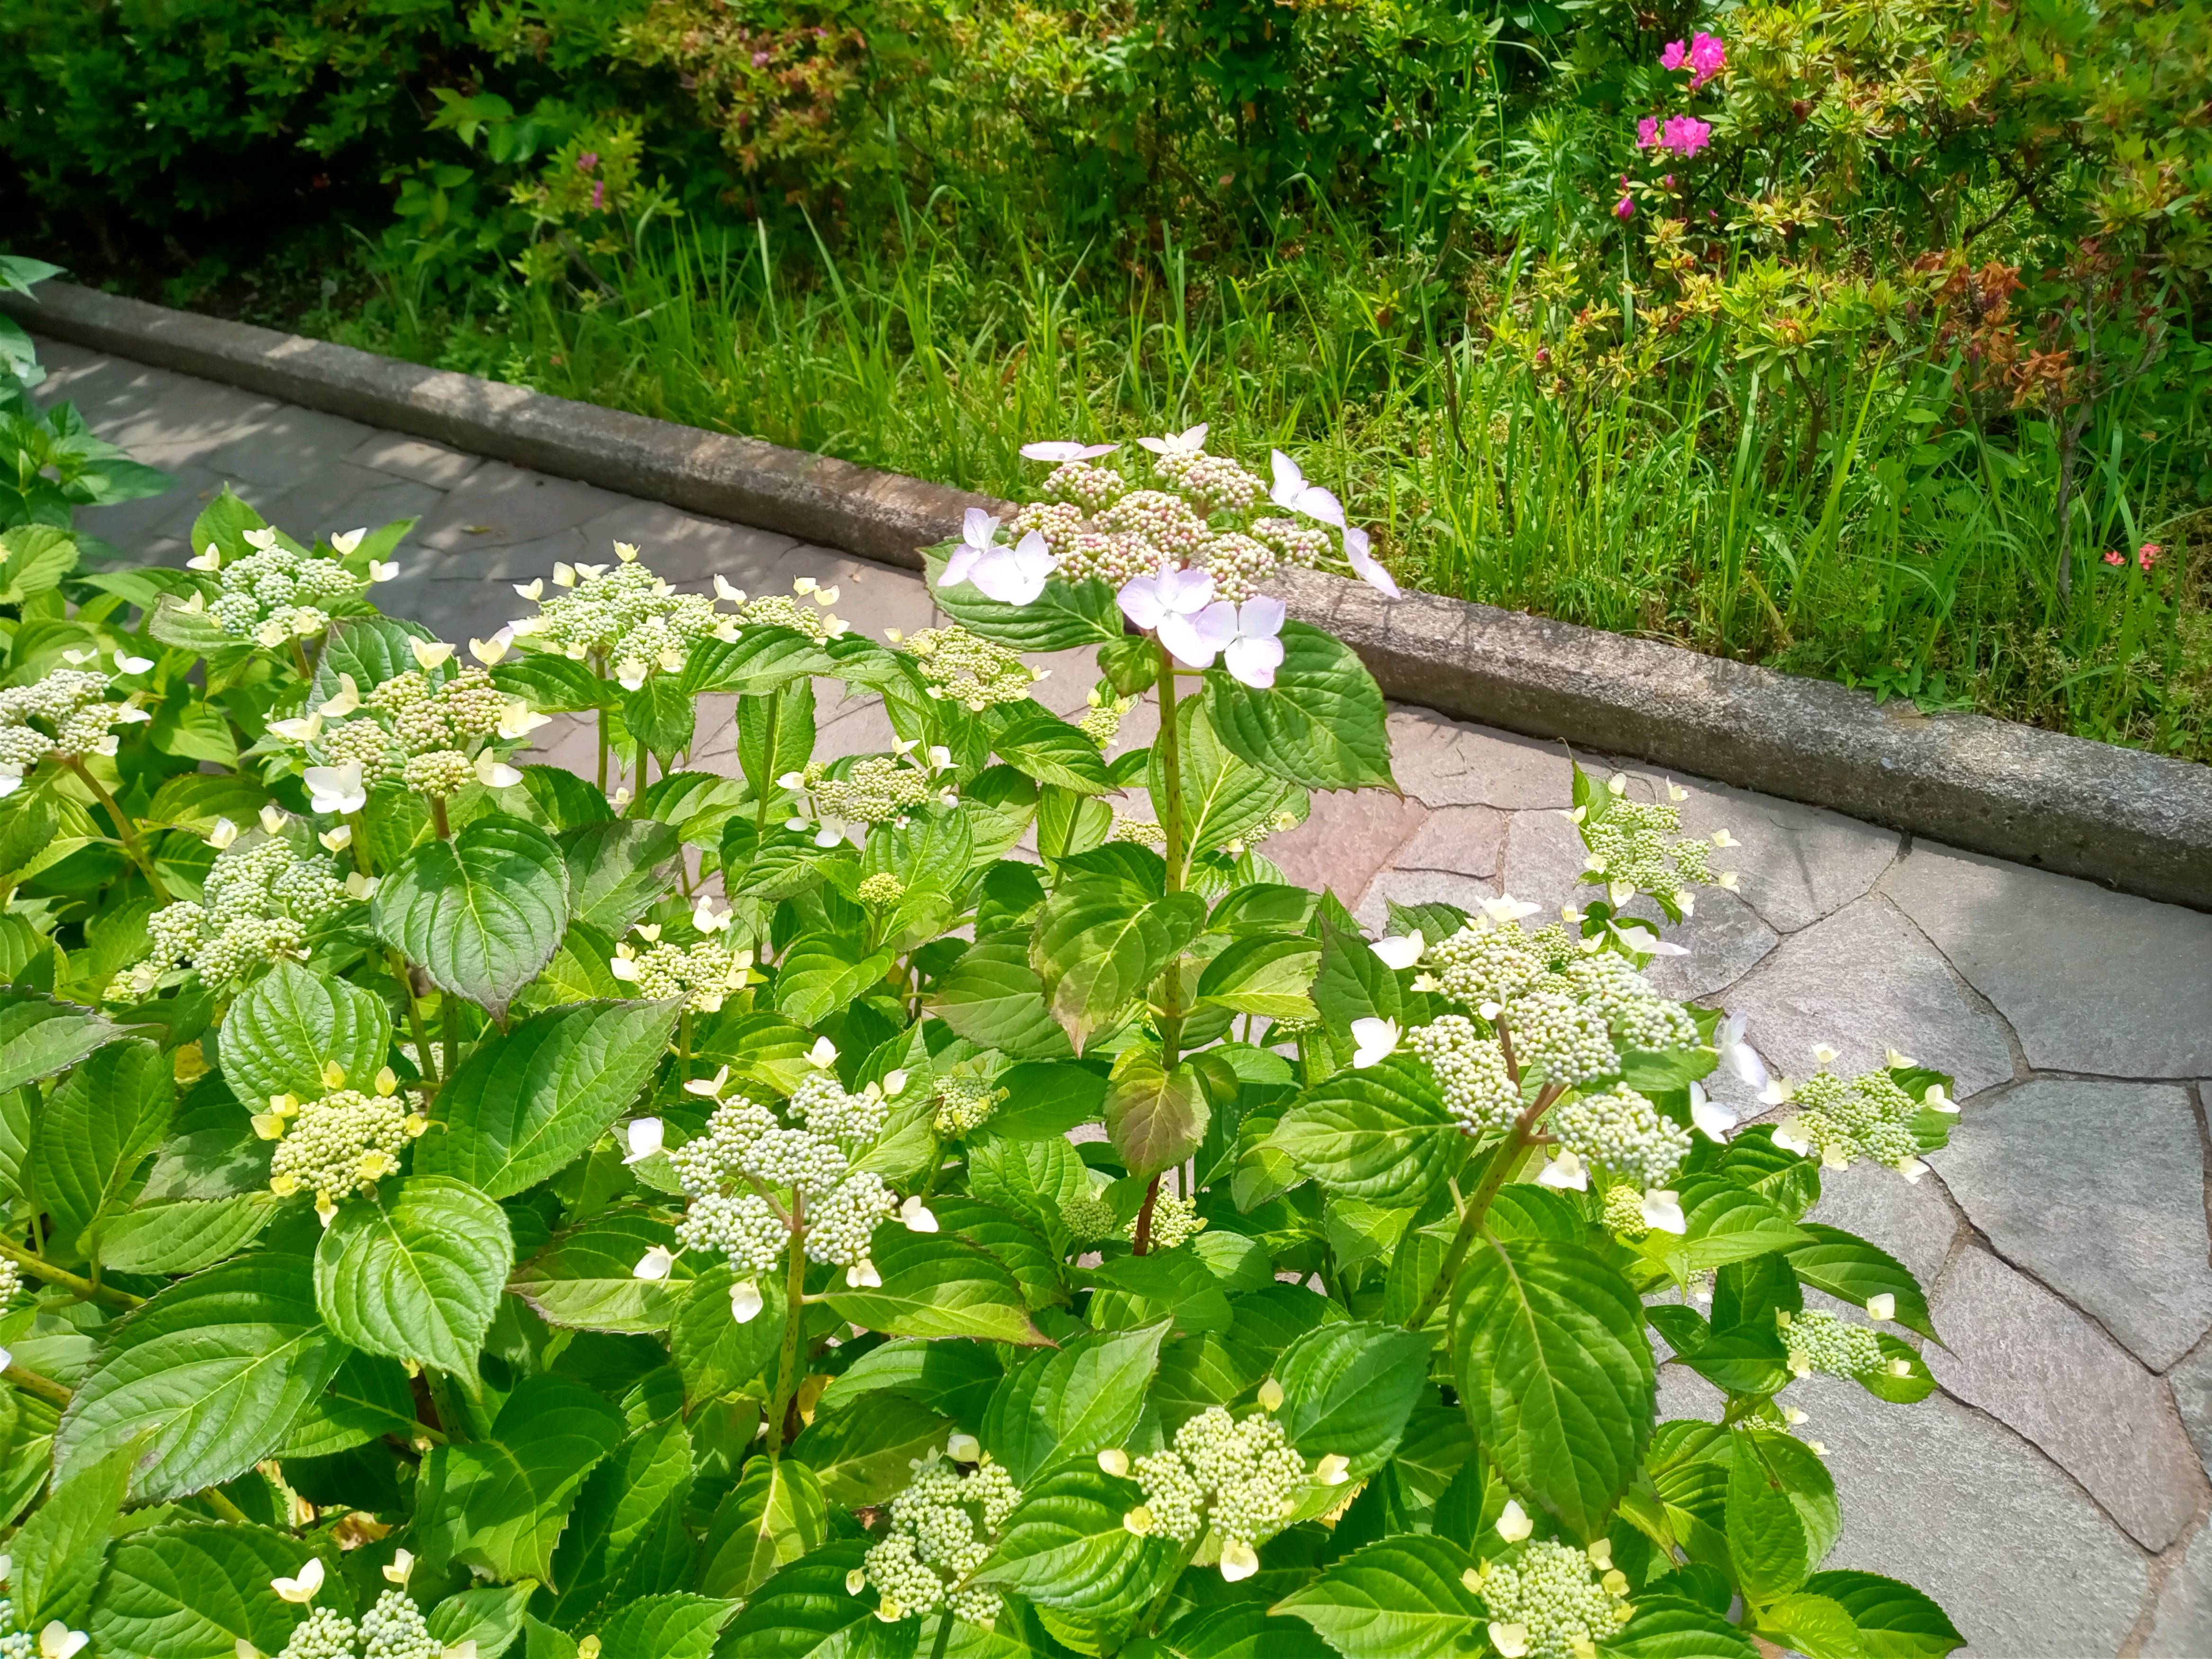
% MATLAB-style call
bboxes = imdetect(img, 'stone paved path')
[35,339,2212,1658]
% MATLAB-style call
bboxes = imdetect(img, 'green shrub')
[0,422,1968,1659]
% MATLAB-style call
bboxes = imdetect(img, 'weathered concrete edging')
[12,280,2211,910]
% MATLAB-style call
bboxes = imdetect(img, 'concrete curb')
[11,281,2211,911]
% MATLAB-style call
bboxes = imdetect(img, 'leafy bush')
[0,258,171,540]
[0,420,1966,1659]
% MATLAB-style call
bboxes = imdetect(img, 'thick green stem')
[1133,644,1191,1260]
[1404,1094,1554,1331]
[390,950,439,1089]
[289,637,314,684]
[754,687,780,836]
[346,812,375,877]
[65,758,170,904]
[4,1362,71,1409]
[1154,645,1186,895]
[767,1199,809,1459]
[0,1238,141,1309]
[430,795,452,841]
[204,1487,253,1525]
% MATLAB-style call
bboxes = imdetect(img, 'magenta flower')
[590,180,606,210]
[1688,31,1727,89]
[752,49,771,65]
[1636,116,1659,149]
[1662,116,1713,157]
[1660,39,1687,70]
[1615,194,1636,221]
[577,152,599,173]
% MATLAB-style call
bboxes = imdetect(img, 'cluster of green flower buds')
[1117,1402,1344,1579]
[260,1064,425,1223]
[1078,688,1139,749]
[506,544,728,685]
[194,527,368,647]
[929,1075,1005,1138]
[276,641,541,806]
[112,827,356,999]
[0,665,152,792]
[1771,1054,1954,1179]
[1470,1537,1632,1659]
[1780,1308,1908,1381]
[900,625,1040,711]
[1408,1016,1521,1135]
[609,924,754,1012]
[784,753,947,842]
[858,1452,1023,1627]
[1573,775,1739,912]
[657,1061,916,1295]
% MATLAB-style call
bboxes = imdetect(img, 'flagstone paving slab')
[1927,1247,2206,1550]
[36,335,2212,1659]
[1882,843,2212,1079]
[1932,1078,2212,1371]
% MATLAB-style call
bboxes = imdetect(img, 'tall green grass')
[326,212,2211,758]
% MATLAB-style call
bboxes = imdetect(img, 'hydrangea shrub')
[0,431,1963,1659]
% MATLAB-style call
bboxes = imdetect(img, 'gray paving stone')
[2171,1338,2212,1486]
[520,712,598,778]
[66,375,279,455]
[1927,1248,2205,1550]
[345,433,484,489]
[72,462,227,551]
[124,472,293,546]
[577,500,797,589]
[1499,805,1590,916]
[415,461,632,551]
[2144,1522,2212,1659]
[1798,1375,2150,1659]
[1644,887,1780,1002]
[1387,709,1575,808]
[1390,804,1507,878]
[1713,895,2015,1105]
[1270,790,1429,903]
[189,407,383,486]
[1808,1158,1961,1293]
[1662,1359,2153,1659]
[1931,1079,2212,1371]
[1882,843,2212,1079]
[262,462,446,549]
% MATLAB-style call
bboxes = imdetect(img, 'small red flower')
[2139,542,2163,571]
[2103,551,2125,567]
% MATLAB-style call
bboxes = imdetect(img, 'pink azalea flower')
[1662,116,1713,157]
[1636,116,1660,149]
[1660,39,1687,70]
[1615,194,1636,220]
[577,152,599,173]
[1688,31,1728,89]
